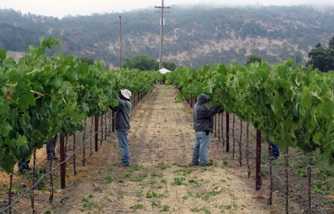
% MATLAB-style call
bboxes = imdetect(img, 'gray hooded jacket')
[193,94,221,133]
[113,98,132,130]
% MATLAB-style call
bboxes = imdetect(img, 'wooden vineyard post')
[137,93,139,106]
[246,123,250,178]
[239,120,243,167]
[285,147,289,214]
[90,117,93,156]
[221,112,224,146]
[135,93,138,107]
[106,112,109,137]
[107,111,111,136]
[219,113,222,141]
[100,115,103,145]
[189,96,193,108]
[212,114,215,136]
[268,143,273,206]
[225,112,230,152]
[213,115,217,137]
[215,114,218,139]
[31,149,36,214]
[95,115,99,152]
[111,111,114,133]
[112,110,116,133]
[49,154,54,203]
[73,134,77,176]
[82,121,87,167]
[307,165,312,214]
[99,115,102,145]
[232,114,235,159]
[216,115,219,138]
[104,114,108,140]
[103,114,106,140]
[256,130,262,191]
[60,134,66,189]
[217,114,220,138]
[8,174,13,214]
[65,134,68,154]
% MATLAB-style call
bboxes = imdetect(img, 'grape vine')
[167,61,334,163]
[0,38,161,174]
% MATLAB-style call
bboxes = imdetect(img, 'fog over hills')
[1,6,334,66]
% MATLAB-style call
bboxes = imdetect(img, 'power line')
[155,0,170,69]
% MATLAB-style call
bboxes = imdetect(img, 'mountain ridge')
[0,6,334,66]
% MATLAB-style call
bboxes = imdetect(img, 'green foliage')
[162,61,177,71]
[167,61,334,163]
[0,37,162,174]
[124,55,159,71]
[173,176,187,186]
[0,48,6,63]
[308,37,334,72]
[130,204,144,211]
[246,55,263,65]
[81,194,96,210]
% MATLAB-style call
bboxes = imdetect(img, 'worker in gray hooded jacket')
[192,93,222,166]
[112,89,132,167]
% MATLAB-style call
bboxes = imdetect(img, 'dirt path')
[48,85,272,214]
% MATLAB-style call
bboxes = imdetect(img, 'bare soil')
[42,85,287,214]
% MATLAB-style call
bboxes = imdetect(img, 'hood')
[197,94,210,105]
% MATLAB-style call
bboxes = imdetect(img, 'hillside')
[0,6,334,66]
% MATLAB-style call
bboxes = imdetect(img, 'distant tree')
[329,37,334,49]
[162,61,177,71]
[0,48,6,63]
[80,57,95,65]
[308,37,334,72]
[124,55,159,71]
[246,55,263,64]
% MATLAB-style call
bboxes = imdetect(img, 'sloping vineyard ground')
[45,85,296,214]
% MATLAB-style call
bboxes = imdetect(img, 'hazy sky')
[1,0,333,17]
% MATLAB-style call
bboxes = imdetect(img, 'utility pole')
[119,15,123,69]
[155,0,170,69]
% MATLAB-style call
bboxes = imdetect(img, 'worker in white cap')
[113,89,132,167]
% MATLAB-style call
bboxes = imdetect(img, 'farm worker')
[19,135,58,173]
[192,94,223,166]
[46,135,58,160]
[111,89,132,167]
[268,140,280,160]
[18,158,30,174]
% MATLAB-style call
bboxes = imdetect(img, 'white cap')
[120,89,132,100]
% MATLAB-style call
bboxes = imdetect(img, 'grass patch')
[173,176,187,186]
[157,163,170,170]
[174,167,193,176]
[146,190,164,199]
[188,178,203,187]
[192,186,223,201]
[191,207,211,214]
[130,203,144,211]
[219,203,238,213]
[81,194,96,210]
[160,205,170,212]
[104,175,114,184]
